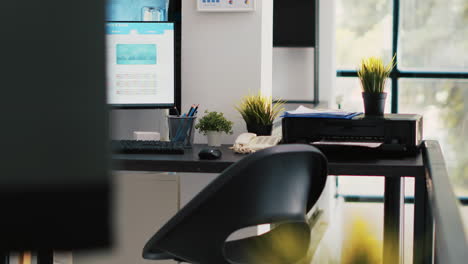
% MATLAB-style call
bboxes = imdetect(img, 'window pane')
[399,79,468,196]
[336,0,393,69]
[399,0,468,71]
[336,77,392,113]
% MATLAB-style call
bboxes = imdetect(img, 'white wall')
[181,0,273,144]
[111,109,168,140]
[273,47,315,101]
[317,0,336,107]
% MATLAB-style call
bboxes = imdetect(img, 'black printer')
[282,114,423,156]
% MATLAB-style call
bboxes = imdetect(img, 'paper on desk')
[311,140,383,148]
[287,105,351,115]
[282,105,362,119]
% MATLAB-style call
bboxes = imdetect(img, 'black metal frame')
[341,194,468,205]
[340,194,415,204]
[338,141,468,263]
[336,0,468,202]
[421,141,468,263]
[168,0,182,115]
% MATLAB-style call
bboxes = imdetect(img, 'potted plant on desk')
[235,93,285,135]
[195,110,233,147]
[357,55,396,116]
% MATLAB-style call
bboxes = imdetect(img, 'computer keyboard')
[112,140,185,154]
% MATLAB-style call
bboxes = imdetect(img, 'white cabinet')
[73,172,179,264]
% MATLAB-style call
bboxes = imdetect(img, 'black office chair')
[142,144,328,264]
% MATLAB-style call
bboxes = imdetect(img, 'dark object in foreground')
[0,0,111,253]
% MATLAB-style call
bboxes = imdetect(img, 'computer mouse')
[198,147,222,160]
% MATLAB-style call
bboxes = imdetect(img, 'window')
[336,0,468,197]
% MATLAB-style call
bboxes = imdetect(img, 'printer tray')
[310,144,419,159]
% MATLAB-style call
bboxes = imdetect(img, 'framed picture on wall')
[197,0,255,12]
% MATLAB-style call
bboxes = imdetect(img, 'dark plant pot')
[246,123,273,136]
[362,92,387,116]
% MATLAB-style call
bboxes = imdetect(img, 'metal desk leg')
[413,176,434,264]
[0,253,9,264]
[37,251,53,264]
[383,176,404,264]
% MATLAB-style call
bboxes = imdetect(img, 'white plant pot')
[206,131,222,147]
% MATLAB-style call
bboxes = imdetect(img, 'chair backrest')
[143,144,328,263]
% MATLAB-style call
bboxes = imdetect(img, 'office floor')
[343,203,468,263]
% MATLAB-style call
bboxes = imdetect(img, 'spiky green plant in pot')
[357,55,396,115]
[235,93,285,135]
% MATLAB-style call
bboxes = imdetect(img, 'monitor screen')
[106,22,175,108]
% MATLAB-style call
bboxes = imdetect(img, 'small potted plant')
[235,93,285,135]
[195,110,233,147]
[357,55,396,116]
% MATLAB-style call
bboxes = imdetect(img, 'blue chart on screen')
[116,44,157,65]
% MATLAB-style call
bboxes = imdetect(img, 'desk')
[113,144,428,264]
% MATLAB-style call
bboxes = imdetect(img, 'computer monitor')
[106,22,175,108]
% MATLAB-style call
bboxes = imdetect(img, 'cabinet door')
[73,172,178,264]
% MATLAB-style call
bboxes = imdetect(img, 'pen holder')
[168,115,197,148]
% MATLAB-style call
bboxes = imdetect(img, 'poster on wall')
[197,0,255,12]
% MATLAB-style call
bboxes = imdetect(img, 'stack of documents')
[282,105,362,119]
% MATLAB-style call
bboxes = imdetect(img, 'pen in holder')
[168,115,197,148]
[142,6,165,21]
